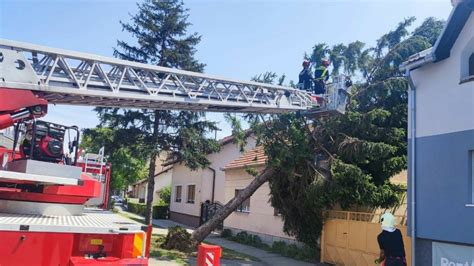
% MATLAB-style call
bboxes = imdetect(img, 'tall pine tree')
[98,0,219,224]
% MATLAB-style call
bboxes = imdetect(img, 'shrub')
[153,205,169,219]
[296,245,317,261]
[251,235,263,246]
[128,202,169,219]
[286,244,299,258]
[161,226,196,253]
[271,241,288,254]
[159,186,171,205]
[234,231,249,243]
[127,202,146,216]
[221,229,233,238]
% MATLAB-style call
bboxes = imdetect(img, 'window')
[471,152,474,205]
[187,185,196,204]
[469,54,474,76]
[235,189,250,212]
[175,185,182,203]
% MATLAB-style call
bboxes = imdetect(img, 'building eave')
[433,0,474,63]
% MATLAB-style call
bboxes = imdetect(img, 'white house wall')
[224,167,294,242]
[412,13,474,139]
[133,169,172,203]
[170,164,205,217]
[407,10,474,260]
[169,137,256,225]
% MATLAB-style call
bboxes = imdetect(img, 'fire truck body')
[0,211,148,266]
[0,39,350,265]
[0,87,150,265]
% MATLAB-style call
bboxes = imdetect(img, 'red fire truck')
[0,39,348,265]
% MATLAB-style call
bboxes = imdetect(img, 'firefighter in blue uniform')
[298,60,313,91]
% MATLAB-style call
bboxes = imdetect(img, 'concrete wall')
[170,165,205,218]
[169,138,256,224]
[409,13,474,246]
[223,166,294,243]
[130,169,172,204]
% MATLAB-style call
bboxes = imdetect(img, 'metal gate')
[321,211,411,266]
[200,201,224,229]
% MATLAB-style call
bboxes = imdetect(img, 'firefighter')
[314,59,330,94]
[375,213,407,266]
[297,60,313,91]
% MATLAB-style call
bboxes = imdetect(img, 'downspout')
[406,69,416,266]
[208,167,216,203]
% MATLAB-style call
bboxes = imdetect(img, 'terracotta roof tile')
[224,146,267,170]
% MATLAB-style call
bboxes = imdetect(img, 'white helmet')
[381,212,396,231]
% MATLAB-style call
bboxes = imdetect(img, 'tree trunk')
[145,111,160,225]
[191,167,275,242]
[145,154,157,224]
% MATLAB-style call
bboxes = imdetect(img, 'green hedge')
[153,205,169,219]
[127,202,169,219]
[222,230,318,262]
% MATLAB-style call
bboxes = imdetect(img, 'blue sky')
[0,0,451,139]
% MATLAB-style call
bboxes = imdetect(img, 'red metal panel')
[74,234,115,254]
[0,231,74,266]
[0,88,47,113]
[43,174,101,199]
[117,234,135,259]
[102,164,111,209]
[69,257,148,265]
[0,231,148,266]
[0,191,86,204]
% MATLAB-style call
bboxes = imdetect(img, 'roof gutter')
[399,52,436,72]
[405,68,417,266]
[208,166,216,203]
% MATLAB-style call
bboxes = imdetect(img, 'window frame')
[461,53,474,84]
[175,185,182,203]
[187,184,196,204]
[469,53,474,76]
[469,152,474,207]
[234,189,250,213]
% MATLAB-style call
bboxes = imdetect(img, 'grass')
[150,235,261,264]
[116,210,147,224]
[151,235,190,265]
[116,211,260,264]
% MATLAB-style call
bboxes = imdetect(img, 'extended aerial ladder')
[0,39,349,115]
[0,39,350,266]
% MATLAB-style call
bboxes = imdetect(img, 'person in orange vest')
[313,59,330,94]
[297,60,313,91]
[375,213,407,266]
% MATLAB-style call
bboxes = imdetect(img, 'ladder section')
[82,147,105,182]
[0,39,314,113]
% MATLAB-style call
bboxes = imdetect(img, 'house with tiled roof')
[169,133,256,227]
[222,146,297,245]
